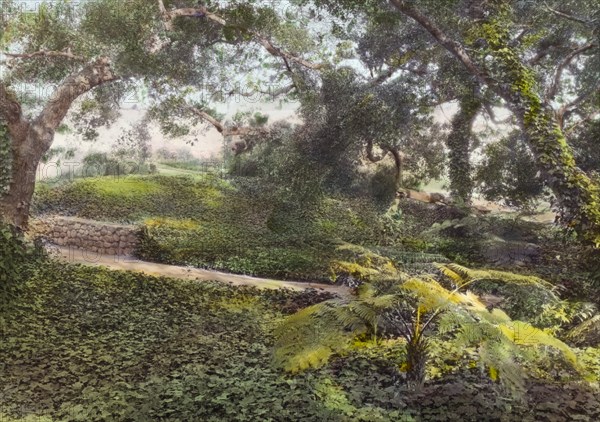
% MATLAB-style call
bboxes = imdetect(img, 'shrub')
[369,165,398,209]
[1,261,408,421]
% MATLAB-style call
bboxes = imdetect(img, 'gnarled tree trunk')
[0,57,117,229]
[0,131,45,228]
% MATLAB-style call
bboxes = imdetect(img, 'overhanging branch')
[188,106,269,137]
[546,43,596,102]
[2,49,85,62]
[189,106,225,133]
[389,0,496,91]
[543,3,598,27]
[35,57,118,146]
[157,0,322,71]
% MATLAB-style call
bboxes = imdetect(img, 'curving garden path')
[47,244,350,296]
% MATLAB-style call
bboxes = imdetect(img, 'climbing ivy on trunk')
[446,93,480,204]
[389,0,600,248]
[0,122,11,196]
[469,8,600,247]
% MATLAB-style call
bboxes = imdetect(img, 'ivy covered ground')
[1,260,599,421]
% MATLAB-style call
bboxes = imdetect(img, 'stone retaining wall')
[33,216,139,255]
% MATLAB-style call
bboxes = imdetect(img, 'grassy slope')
[32,175,434,281]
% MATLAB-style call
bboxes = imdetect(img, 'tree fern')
[274,265,583,393]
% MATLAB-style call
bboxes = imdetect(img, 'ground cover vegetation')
[1,230,599,420]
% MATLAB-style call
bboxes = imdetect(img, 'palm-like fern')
[274,283,397,372]
[437,263,556,291]
[274,264,581,393]
[566,313,600,347]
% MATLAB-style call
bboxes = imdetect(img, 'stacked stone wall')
[33,216,139,255]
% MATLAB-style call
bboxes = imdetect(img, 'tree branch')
[564,112,600,135]
[368,62,428,86]
[157,0,322,71]
[482,101,512,125]
[254,35,323,70]
[2,49,85,62]
[365,139,387,162]
[509,28,530,47]
[366,140,405,186]
[528,42,560,65]
[543,3,598,26]
[189,106,225,133]
[158,0,225,29]
[389,0,496,91]
[223,84,295,100]
[564,85,600,112]
[34,57,118,147]
[546,43,596,102]
[556,85,600,128]
[188,106,269,137]
[388,147,403,187]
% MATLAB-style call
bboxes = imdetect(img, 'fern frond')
[331,305,368,332]
[498,321,577,364]
[437,264,472,288]
[274,305,362,373]
[401,277,462,313]
[276,333,351,373]
[565,314,600,346]
[478,340,525,394]
[437,263,556,292]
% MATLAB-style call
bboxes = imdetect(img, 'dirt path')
[47,245,349,296]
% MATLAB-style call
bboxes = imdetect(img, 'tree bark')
[387,147,403,188]
[366,140,404,188]
[0,57,117,229]
[0,130,44,228]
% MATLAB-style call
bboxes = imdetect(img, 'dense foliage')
[2,1,599,420]
[0,224,44,312]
